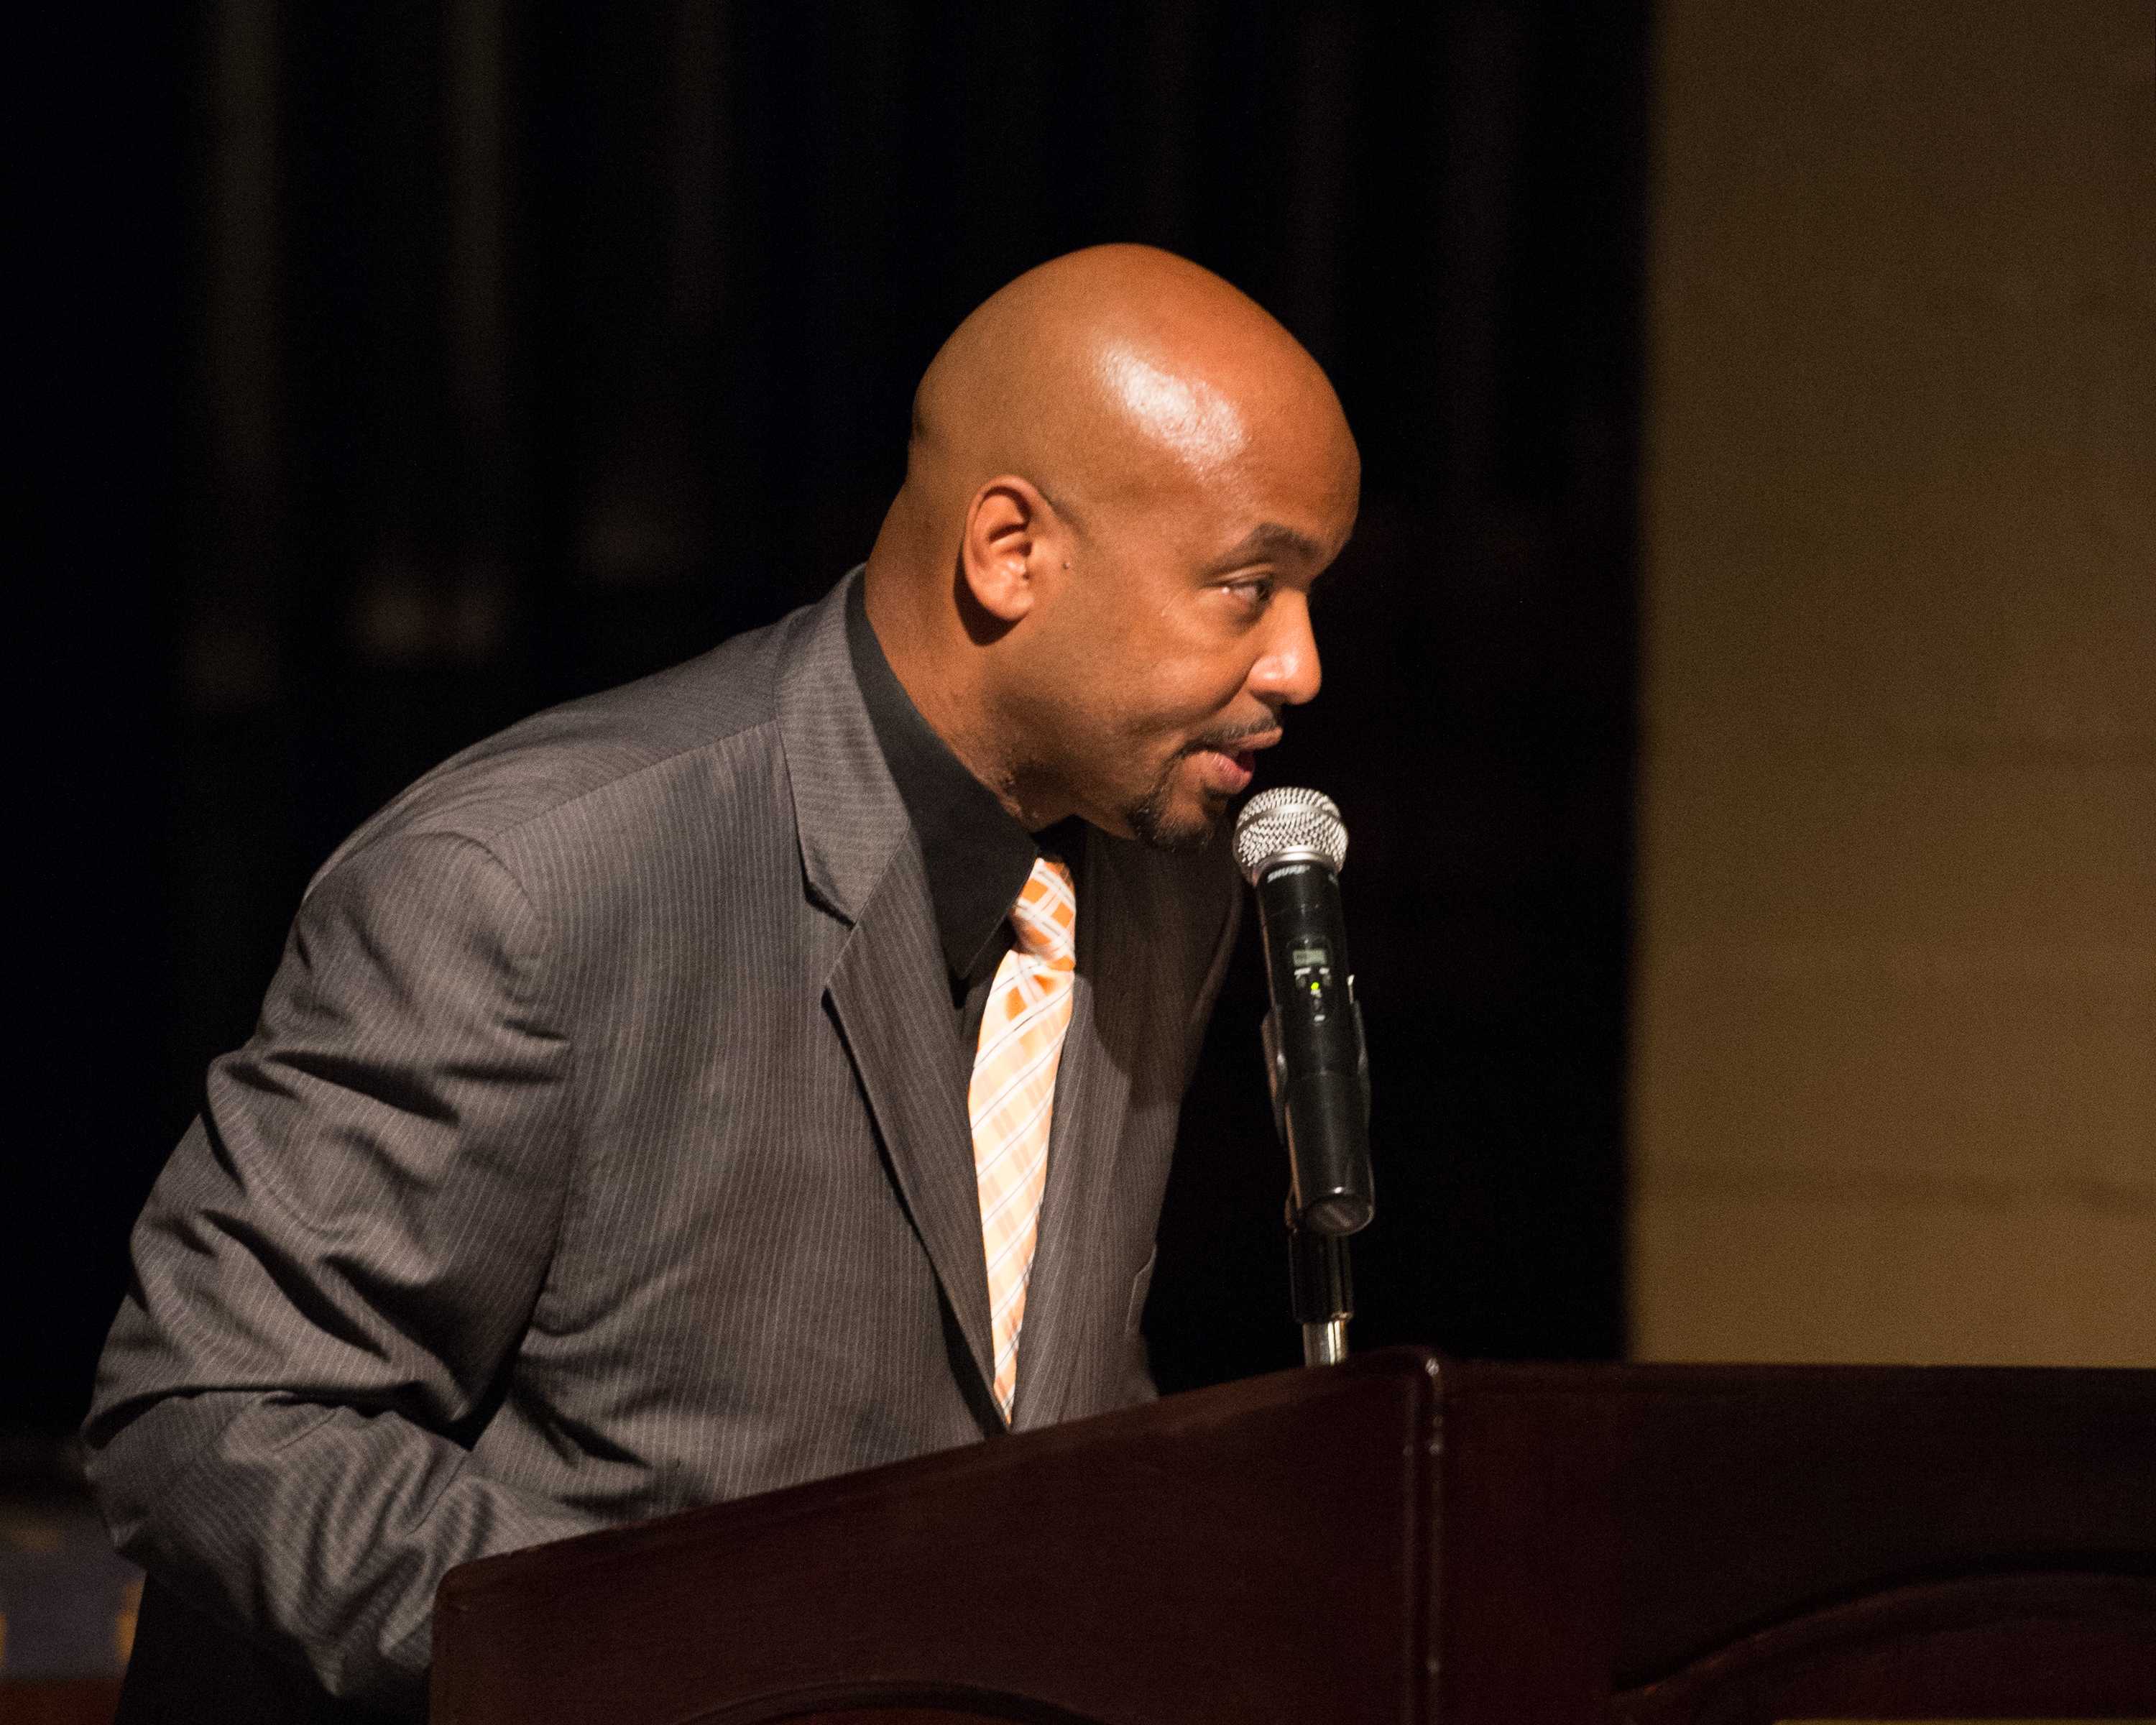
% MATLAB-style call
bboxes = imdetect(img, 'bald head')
[862,244,1359,845]
[890,245,1353,553]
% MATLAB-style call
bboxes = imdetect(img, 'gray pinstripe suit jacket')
[86,571,1241,1714]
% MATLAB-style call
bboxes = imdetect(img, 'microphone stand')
[1289,1222,1353,1366]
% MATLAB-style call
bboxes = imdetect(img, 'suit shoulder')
[312,607,806,889]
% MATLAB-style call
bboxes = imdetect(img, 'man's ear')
[959,476,1055,623]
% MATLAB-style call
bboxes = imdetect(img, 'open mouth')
[1176,726,1281,799]
[1189,744,1260,795]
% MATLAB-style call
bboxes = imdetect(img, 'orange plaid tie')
[970,855,1077,1420]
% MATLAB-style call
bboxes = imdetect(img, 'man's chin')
[1121,783,1228,855]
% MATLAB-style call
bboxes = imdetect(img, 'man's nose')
[1250,594,1322,709]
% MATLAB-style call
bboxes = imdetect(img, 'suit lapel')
[776,572,998,1403]
[1010,834,1141,1432]
[824,851,997,1397]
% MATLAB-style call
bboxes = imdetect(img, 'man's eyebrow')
[1208,521,1327,571]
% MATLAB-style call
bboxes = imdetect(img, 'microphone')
[1232,787,1373,1238]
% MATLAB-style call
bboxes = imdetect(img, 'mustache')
[1179,718,1282,756]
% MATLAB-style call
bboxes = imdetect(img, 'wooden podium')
[432,1349,2156,1723]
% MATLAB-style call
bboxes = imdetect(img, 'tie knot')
[1009,855,1077,965]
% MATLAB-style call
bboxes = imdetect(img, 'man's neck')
[860,565,1061,832]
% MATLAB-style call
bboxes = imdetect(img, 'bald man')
[86,247,1360,1721]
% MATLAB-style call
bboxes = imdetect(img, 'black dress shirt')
[844,576,1084,1061]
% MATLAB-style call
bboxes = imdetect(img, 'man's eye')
[1226,577,1274,608]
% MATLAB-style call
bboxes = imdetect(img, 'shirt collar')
[845,573,1048,979]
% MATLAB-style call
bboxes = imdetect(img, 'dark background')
[15,1,1645,1438]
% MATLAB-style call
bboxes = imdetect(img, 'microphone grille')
[1233,786,1348,884]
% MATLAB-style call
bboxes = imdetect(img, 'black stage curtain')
[19,0,1646,1429]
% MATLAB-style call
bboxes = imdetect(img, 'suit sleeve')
[83,829,595,1714]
